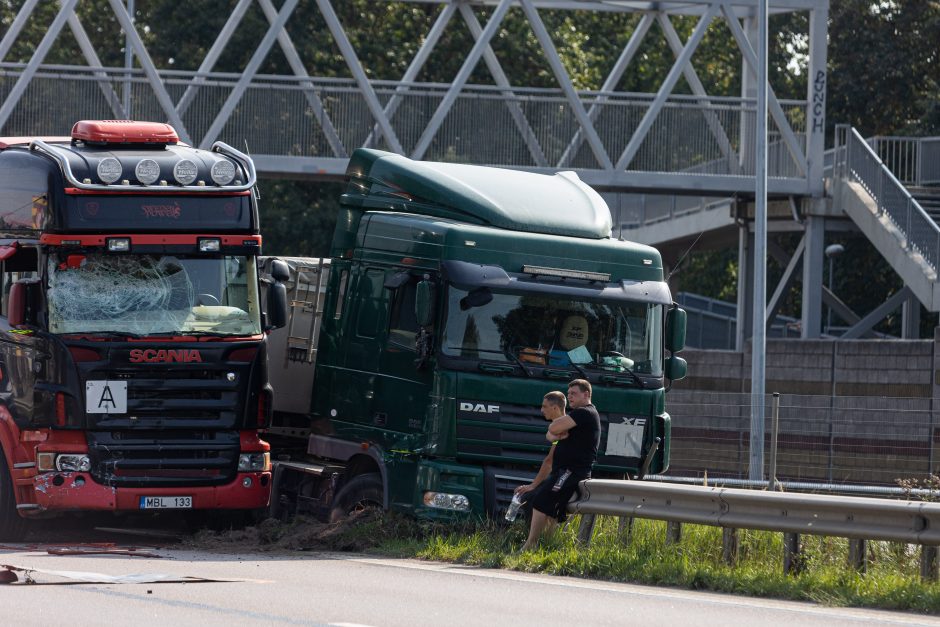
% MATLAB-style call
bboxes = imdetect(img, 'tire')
[328,472,383,523]
[0,453,28,541]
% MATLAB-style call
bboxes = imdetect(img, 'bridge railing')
[0,63,809,181]
[867,135,940,187]
[834,125,940,273]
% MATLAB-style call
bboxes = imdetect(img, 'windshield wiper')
[503,347,532,378]
[568,361,590,380]
[577,361,645,388]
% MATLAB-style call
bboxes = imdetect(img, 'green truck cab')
[265,148,687,521]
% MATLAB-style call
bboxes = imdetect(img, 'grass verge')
[187,512,940,614]
[373,514,940,614]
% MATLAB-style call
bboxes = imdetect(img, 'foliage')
[258,178,340,258]
[828,0,940,137]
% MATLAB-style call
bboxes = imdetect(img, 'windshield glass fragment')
[442,288,663,376]
[47,253,261,336]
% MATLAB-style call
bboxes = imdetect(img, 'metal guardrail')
[645,474,940,499]
[834,125,940,273]
[569,479,940,545]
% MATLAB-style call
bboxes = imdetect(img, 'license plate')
[139,496,192,509]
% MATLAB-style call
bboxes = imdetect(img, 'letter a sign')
[86,380,127,414]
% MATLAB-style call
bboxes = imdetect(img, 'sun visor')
[441,260,673,305]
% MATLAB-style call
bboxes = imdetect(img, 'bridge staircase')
[831,127,940,312]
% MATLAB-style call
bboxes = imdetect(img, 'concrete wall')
[666,334,940,484]
[680,337,937,398]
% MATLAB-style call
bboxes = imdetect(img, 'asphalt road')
[2,535,940,627]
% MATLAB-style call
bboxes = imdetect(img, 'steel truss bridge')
[16,0,933,347]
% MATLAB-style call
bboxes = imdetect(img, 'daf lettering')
[459,402,500,414]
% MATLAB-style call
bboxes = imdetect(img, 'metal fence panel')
[667,391,939,486]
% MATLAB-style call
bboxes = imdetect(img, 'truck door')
[374,271,433,434]
[0,246,42,433]
[329,265,387,429]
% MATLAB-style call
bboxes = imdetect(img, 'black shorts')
[527,468,589,523]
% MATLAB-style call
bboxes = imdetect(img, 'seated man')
[549,314,589,366]
[514,390,567,499]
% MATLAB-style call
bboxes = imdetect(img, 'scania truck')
[264,148,687,521]
[0,120,289,539]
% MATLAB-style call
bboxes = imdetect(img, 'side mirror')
[664,355,687,381]
[459,287,493,311]
[270,259,290,283]
[266,281,288,330]
[8,281,26,327]
[665,306,687,353]
[415,278,434,327]
[8,278,39,328]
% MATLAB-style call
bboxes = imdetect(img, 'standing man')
[521,379,600,552]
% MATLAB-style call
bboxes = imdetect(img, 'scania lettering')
[0,120,290,539]
[129,348,204,363]
[263,149,687,521]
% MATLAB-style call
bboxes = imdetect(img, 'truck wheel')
[0,455,28,541]
[328,473,383,523]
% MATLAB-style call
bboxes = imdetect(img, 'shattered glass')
[48,253,261,336]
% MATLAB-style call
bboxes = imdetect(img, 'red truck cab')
[0,120,289,538]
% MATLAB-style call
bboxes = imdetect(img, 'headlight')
[97,157,122,184]
[238,452,270,472]
[210,159,236,186]
[173,159,198,185]
[56,454,90,472]
[423,491,471,512]
[135,159,160,185]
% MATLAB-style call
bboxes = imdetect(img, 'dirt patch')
[184,510,424,554]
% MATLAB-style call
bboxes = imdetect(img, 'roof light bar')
[522,265,610,282]
[29,138,256,193]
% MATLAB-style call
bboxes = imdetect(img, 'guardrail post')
[666,521,682,544]
[848,538,867,573]
[577,514,597,546]
[783,532,804,575]
[921,545,939,582]
[722,527,738,565]
[768,392,780,490]
[618,516,634,538]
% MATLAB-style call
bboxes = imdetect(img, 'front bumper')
[25,470,271,514]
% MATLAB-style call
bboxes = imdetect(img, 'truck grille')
[456,402,552,464]
[87,430,240,487]
[82,366,244,428]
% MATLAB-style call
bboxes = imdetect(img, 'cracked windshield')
[442,288,663,376]
[47,253,261,336]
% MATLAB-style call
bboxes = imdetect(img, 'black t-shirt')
[552,403,600,473]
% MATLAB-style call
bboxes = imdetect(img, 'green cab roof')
[345,148,612,240]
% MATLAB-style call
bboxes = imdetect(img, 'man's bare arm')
[548,415,576,435]
[515,446,555,495]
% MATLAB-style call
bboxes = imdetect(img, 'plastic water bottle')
[505,492,524,522]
